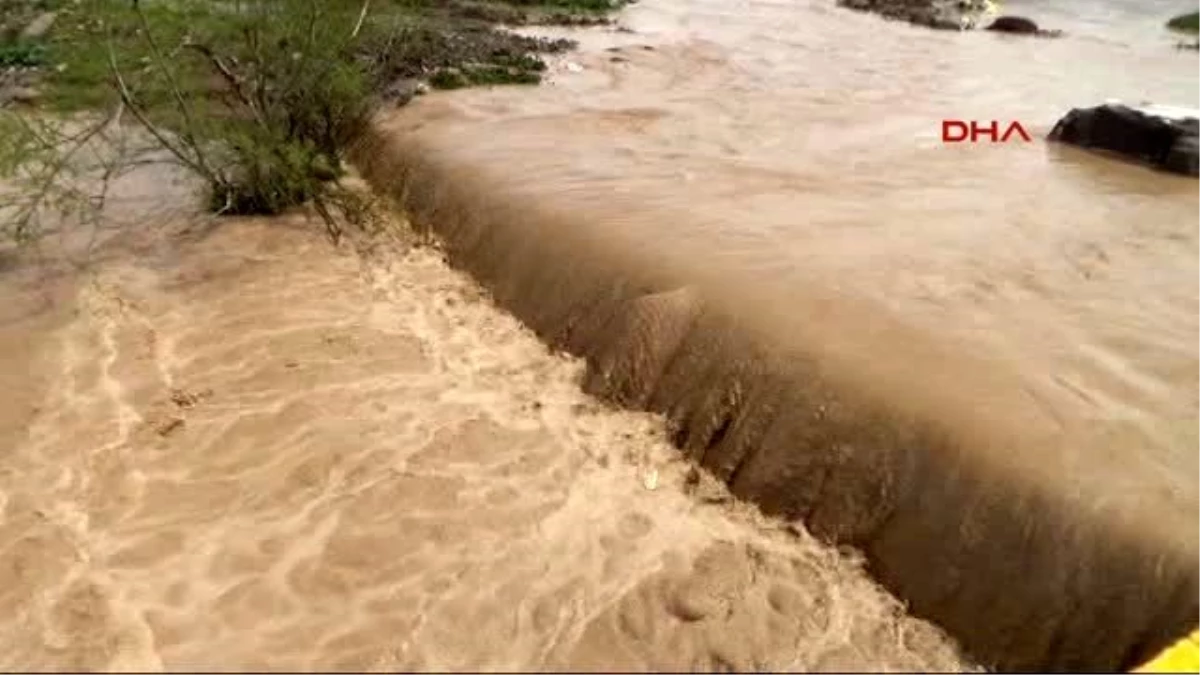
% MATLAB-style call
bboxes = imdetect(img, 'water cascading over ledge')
[351,120,1199,673]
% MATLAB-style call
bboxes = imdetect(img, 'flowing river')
[0,0,1195,670]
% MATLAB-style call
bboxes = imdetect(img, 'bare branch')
[184,41,267,128]
[350,0,371,40]
[3,106,123,243]
[107,43,213,181]
[130,3,220,181]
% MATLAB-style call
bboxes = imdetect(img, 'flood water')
[0,209,975,670]
[385,0,1200,485]
[0,0,1196,670]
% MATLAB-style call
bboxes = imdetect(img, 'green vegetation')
[0,0,623,246]
[427,52,546,89]
[1167,11,1199,33]
[6,0,592,113]
[0,41,46,68]
[2,0,379,243]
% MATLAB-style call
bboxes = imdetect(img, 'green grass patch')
[0,41,47,67]
[0,0,623,246]
[36,0,580,111]
[39,0,249,111]
[1167,11,1199,33]
[429,61,542,89]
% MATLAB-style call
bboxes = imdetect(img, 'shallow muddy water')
[1,0,1196,670]
[0,211,972,670]
[382,0,1199,495]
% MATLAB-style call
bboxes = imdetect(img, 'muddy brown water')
[354,0,1199,670]
[0,205,974,671]
[1,0,1197,671]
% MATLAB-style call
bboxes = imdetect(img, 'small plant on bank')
[112,0,378,241]
[1,0,379,245]
[0,41,47,68]
[1,0,607,247]
[1167,11,1199,33]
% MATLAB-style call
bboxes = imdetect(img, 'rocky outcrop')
[837,0,1067,35]
[1048,104,1199,177]
[837,0,992,30]
[986,15,1064,37]
[987,15,1037,32]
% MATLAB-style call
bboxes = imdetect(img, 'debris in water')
[156,417,185,437]
[564,61,584,73]
[170,388,211,409]
[643,468,659,491]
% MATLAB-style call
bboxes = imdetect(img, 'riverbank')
[836,0,995,31]
[0,0,632,109]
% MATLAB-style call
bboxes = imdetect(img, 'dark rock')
[1048,104,1199,177]
[986,15,1064,37]
[986,15,1038,33]
[838,0,988,31]
[1164,136,1199,175]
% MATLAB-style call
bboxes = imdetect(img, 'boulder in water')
[1048,104,1200,177]
[985,15,1064,37]
[986,15,1038,33]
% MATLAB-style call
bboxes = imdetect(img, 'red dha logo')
[941,120,1032,143]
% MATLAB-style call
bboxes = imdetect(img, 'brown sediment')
[352,121,1199,672]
